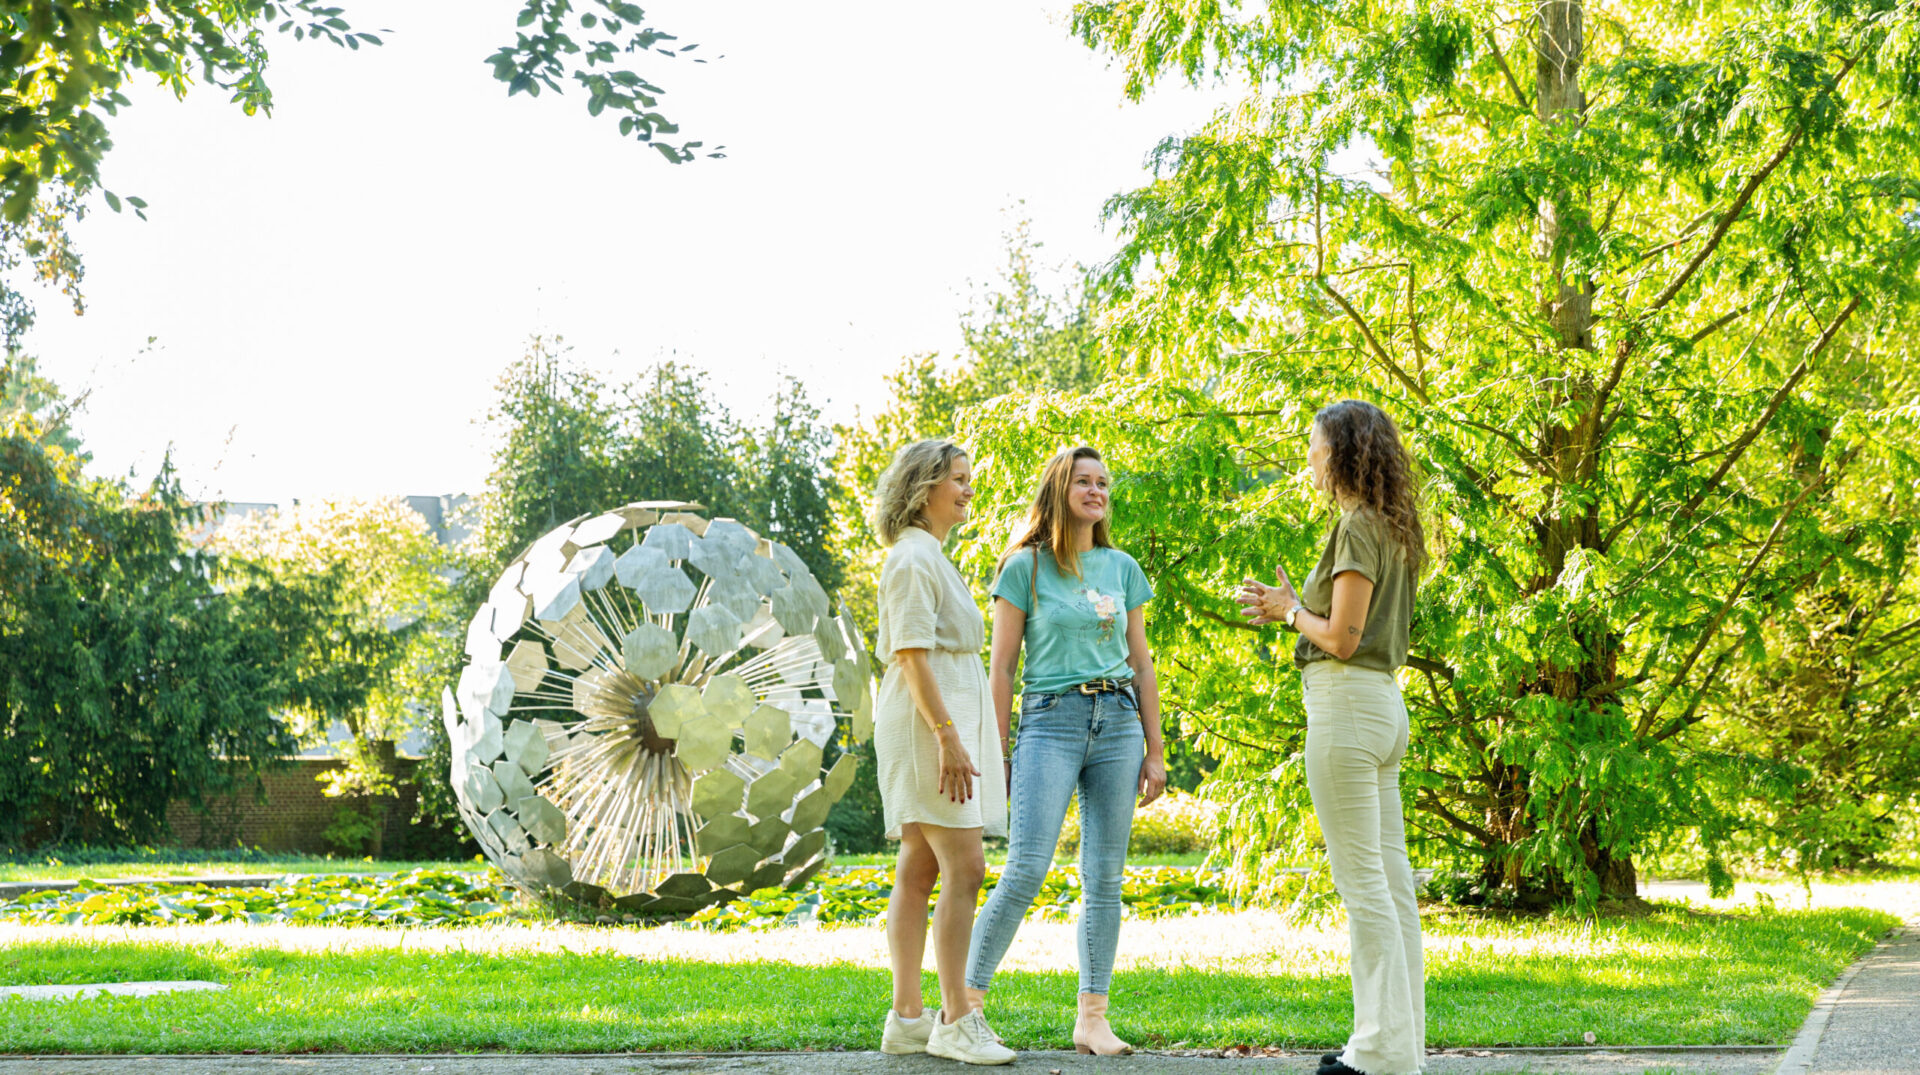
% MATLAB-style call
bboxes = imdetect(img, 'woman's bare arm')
[1123,606,1167,806]
[1238,565,1374,660]
[895,647,978,802]
[988,598,1025,757]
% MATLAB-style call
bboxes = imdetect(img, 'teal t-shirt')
[990,546,1154,695]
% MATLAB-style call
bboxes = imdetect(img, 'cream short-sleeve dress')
[874,526,1007,839]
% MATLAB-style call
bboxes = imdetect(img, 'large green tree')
[211,496,458,853]
[955,0,1920,904]
[0,362,339,849]
[0,0,715,343]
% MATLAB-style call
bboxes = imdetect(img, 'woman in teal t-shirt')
[963,445,1166,1056]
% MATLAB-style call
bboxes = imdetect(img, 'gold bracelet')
[931,718,953,731]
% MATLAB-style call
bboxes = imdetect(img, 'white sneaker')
[926,1009,1016,1065]
[881,1008,938,1054]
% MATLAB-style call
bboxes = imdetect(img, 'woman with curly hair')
[1238,400,1428,1075]
[869,439,1014,1066]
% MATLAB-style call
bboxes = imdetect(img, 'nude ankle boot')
[1072,992,1133,1056]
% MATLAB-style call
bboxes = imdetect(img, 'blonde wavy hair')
[869,439,968,546]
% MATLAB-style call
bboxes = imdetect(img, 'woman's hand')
[1237,562,1300,626]
[937,727,980,803]
[1137,751,1168,807]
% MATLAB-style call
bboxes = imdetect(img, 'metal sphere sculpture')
[442,502,873,916]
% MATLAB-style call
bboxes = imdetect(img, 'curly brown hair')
[1315,400,1426,576]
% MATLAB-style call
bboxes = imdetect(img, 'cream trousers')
[1303,660,1426,1074]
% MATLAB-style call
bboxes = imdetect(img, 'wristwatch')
[1285,602,1306,629]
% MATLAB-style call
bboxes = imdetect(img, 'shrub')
[1055,789,1222,857]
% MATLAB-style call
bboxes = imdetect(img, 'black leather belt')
[1075,678,1134,695]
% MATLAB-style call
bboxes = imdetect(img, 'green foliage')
[997,0,1920,907]
[0,868,514,927]
[0,353,80,455]
[833,217,1105,627]
[471,339,833,569]
[685,862,1242,931]
[1056,788,1222,857]
[0,845,476,881]
[489,0,720,163]
[213,498,456,751]
[1700,560,1920,869]
[0,365,358,850]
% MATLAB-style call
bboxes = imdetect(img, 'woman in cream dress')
[870,439,1012,1067]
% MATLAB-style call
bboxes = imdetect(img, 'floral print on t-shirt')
[1077,587,1121,643]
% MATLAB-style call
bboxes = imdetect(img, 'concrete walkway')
[1776,920,1920,1075]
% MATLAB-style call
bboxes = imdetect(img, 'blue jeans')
[966,688,1145,996]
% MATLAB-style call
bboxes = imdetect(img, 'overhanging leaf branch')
[1675,295,1859,520]
[1317,278,1432,405]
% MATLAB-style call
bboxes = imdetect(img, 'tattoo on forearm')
[1347,626,1359,635]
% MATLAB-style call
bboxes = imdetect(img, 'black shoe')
[1321,1054,1341,1067]
[1317,1060,1365,1075]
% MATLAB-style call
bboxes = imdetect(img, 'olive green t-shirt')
[1292,508,1416,672]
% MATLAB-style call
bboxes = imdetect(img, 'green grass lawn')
[0,903,1893,1054]
[0,857,488,883]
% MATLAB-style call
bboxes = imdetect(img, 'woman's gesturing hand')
[1237,562,1300,625]
[1138,752,1168,807]
[937,727,980,803]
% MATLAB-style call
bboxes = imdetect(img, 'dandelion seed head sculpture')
[443,503,873,915]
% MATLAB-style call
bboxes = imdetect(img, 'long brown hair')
[1315,400,1427,575]
[997,445,1113,579]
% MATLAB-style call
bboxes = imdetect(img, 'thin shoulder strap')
[1030,545,1039,613]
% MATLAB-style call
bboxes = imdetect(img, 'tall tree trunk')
[1524,0,1637,901]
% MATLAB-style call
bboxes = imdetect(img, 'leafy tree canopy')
[948,0,1920,906]
[211,496,457,754]
[0,363,340,850]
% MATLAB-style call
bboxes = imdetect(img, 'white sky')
[22,0,1225,504]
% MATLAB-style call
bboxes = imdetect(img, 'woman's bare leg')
[887,824,942,1016]
[914,822,987,1020]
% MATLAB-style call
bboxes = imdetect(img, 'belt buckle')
[1077,681,1099,695]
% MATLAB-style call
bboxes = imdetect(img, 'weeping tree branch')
[1487,29,1531,111]
[1637,443,1861,733]
[1648,645,1739,743]
[1318,278,1434,405]
[1643,48,1863,315]
[1676,296,1859,519]
[1416,787,1502,845]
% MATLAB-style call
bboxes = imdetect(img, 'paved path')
[0,1049,1782,1074]
[1779,920,1920,1075]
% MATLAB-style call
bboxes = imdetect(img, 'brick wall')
[166,754,422,856]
